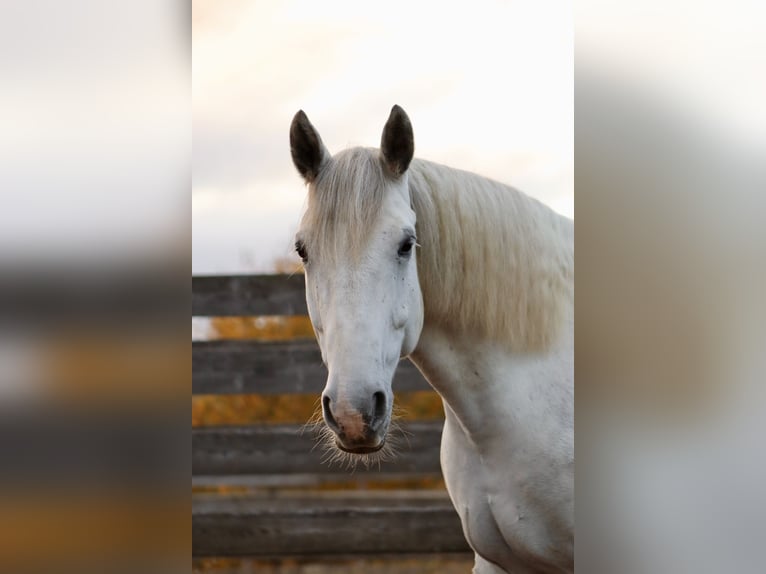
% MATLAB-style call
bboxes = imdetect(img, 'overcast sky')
[193,0,573,274]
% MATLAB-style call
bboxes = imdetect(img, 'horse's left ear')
[380,105,414,177]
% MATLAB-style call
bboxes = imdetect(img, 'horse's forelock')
[302,147,392,261]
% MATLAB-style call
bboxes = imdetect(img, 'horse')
[289,105,573,573]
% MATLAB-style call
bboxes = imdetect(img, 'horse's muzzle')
[335,437,385,454]
[321,390,390,454]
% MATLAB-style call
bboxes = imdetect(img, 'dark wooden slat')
[193,274,307,316]
[192,340,431,394]
[192,421,443,476]
[192,493,470,556]
[191,473,440,488]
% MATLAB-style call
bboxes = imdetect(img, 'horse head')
[290,106,424,457]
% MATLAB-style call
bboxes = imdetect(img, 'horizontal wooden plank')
[192,473,441,489]
[192,340,431,394]
[191,554,475,573]
[193,274,307,316]
[192,421,443,476]
[192,493,470,556]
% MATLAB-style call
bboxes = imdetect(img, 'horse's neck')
[409,327,508,442]
[410,317,573,451]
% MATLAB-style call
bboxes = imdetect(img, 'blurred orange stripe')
[43,334,188,401]
[0,492,188,563]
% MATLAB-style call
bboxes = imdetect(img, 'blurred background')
[0,1,189,573]
[576,1,766,572]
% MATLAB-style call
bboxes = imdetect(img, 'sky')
[193,0,573,274]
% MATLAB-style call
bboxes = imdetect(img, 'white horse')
[289,105,573,573]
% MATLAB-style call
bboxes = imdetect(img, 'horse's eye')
[398,238,415,258]
[295,241,308,262]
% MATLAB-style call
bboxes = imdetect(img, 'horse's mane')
[303,147,573,351]
[409,159,573,351]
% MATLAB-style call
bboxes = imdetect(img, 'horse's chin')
[335,438,385,455]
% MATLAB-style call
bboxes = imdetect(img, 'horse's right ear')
[290,110,329,183]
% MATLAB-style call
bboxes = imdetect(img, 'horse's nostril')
[372,391,387,425]
[322,395,340,433]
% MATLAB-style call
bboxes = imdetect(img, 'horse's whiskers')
[300,399,324,437]
[391,403,408,420]
[309,408,407,471]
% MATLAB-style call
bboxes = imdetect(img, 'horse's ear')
[290,110,329,183]
[380,105,414,177]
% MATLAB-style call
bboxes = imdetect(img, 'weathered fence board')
[192,340,430,395]
[192,494,470,556]
[192,421,443,476]
[193,274,307,317]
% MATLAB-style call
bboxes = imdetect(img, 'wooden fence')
[192,274,470,558]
